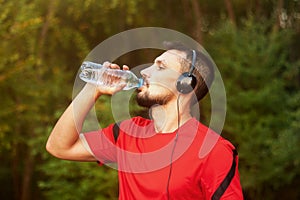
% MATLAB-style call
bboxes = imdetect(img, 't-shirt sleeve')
[200,140,244,200]
[80,123,117,164]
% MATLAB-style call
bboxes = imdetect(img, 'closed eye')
[157,65,165,70]
[154,59,168,70]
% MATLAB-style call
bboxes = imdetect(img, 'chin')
[136,90,173,108]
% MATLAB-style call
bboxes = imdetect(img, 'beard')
[136,90,173,108]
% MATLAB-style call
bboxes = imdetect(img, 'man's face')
[137,50,185,108]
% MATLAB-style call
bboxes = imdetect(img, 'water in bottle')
[79,61,143,90]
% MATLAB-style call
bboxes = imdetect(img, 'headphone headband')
[189,49,197,76]
[188,50,196,76]
[176,49,197,94]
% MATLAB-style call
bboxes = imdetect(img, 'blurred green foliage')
[205,17,300,199]
[0,0,299,199]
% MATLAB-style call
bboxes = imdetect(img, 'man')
[46,42,243,199]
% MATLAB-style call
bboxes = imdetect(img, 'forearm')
[46,84,101,159]
[46,62,126,161]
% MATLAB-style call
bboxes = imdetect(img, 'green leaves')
[206,16,300,199]
[0,0,299,199]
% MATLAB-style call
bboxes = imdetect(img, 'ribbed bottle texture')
[79,61,143,90]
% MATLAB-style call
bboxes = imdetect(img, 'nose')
[140,65,152,79]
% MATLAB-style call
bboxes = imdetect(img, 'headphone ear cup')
[176,72,197,94]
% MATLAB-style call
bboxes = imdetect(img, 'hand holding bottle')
[79,61,143,96]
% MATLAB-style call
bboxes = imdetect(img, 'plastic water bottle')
[79,61,143,90]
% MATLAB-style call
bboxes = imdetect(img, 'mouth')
[144,79,150,87]
[138,78,149,91]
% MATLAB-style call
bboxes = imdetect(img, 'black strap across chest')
[112,122,121,142]
[211,149,238,200]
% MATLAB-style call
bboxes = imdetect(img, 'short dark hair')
[163,41,215,103]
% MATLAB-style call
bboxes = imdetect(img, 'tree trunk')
[20,152,35,200]
[12,141,21,200]
[190,0,203,44]
[181,0,193,22]
[255,0,262,17]
[37,0,56,64]
[274,0,284,32]
[9,90,22,200]
[224,0,236,27]
[19,2,57,200]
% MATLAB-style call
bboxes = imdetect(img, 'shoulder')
[210,138,236,160]
[193,120,235,160]
[199,126,236,170]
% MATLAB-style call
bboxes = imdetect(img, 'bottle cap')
[138,78,144,88]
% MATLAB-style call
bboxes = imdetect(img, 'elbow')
[46,140,57,157]
[46,139,63,159]
[46,138,76,160]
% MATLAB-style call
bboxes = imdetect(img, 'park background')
[0,0,299,199]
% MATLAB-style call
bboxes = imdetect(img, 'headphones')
[176,50,197,94]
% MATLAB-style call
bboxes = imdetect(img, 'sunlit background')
[0,0,299,199]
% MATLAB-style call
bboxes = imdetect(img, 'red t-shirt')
[82,117,243,199]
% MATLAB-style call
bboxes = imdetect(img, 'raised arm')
[46,62,127,161]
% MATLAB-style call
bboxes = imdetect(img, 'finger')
[122,65,129,70]
[110,63,121,69]
[103,61,111,68]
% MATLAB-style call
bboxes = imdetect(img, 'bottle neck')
[138,78,144,88]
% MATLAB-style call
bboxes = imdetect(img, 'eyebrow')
[154,58,168,67]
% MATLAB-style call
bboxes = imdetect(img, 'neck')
[150,97,192,133]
